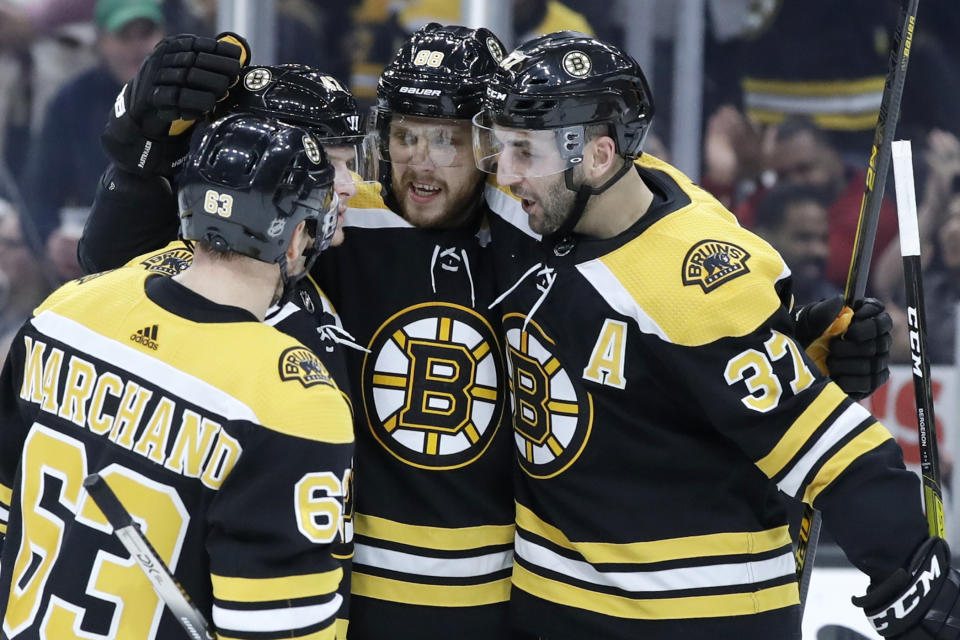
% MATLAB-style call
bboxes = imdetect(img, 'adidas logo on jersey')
[130,324,159,350]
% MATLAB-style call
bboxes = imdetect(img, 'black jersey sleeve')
[78,164,179,274]
[657,304,928,582]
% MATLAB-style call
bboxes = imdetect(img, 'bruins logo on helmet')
[139,248,194,276]
[362,302,505,470]
[243,67,273,91]
[504,314,592,479]
[279,346,334,388]
[682,239,751,293]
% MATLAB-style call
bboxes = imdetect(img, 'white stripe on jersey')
[265,301,300,326]
[354,543,512,578]
[575,259,671,342]
[0,505,7,522]
[30,311,259,424]
[745,91,883,116]
[343,208,413,229]
[777,402,872,498]
[212,595,341,633]
[484,183,541,240]
[515,535,795,593]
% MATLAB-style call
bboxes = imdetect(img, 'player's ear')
[286,221,310,261]
[586,135,618,183]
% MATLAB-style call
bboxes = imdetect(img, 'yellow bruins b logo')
[363,303,505,470]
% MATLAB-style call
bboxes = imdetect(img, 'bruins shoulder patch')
[139,248,193,276]
[682,239,750,293]
[279,347,334,388]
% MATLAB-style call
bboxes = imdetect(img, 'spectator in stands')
[18,0,163,256]
[737,117,899,293]
[752,183,839,306]
[0,199,51,360]
[878,130,960,366]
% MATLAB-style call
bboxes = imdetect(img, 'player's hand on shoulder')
[794,295,891,400]
[102,32,250,176]
[853,537,960,639]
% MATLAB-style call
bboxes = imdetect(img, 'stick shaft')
[844,0,920,304]
[891,140,945,537]
[83,473,215,640]
[797,0,921,608]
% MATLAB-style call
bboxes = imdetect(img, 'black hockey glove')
[794,295,891,400]
[101,32,250,176]
[853,537,960,639]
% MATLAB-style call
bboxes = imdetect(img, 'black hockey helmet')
[473,32,654,238]
[372,23,506,171]
[218,64,377,184]
[178,113,338,276]
[376,23,505,120]
[475,31,654,167]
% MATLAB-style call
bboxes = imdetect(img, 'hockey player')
[312,24,518,640]
[474,32,956,640]
[77,28,518,639]
[0,113,354,639]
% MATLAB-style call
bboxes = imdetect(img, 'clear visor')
[472,111,585,178]
[322,135,379,186]
[374,111,475,168]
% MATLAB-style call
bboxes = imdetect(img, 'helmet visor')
[298,186,340,253]
[321,134,379,185]
[373,110,476,168]
[472,111,585,178]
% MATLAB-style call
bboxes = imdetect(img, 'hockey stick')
[83,473,215,640]
[891,140,945,538]
[795,0,921,613]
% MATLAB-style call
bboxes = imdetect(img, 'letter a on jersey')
[582,319,627,389]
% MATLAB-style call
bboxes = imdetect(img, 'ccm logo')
[869,553,941,632]
[399,86,441,96]
[487,87,507,101]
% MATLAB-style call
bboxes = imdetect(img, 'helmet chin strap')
[550,159,634,242]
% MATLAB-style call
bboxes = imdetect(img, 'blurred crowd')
[0,0,958,366]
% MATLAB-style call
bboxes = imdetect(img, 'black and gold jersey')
[123,242,353,401]
[314,187,515,640]
[484,156,928,640]
[0,268,354,640]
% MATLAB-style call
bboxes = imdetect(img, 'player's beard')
[528,171,580,236]
[393,164,483,229]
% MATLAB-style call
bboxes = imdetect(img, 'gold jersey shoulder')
[33,268,353,444]
[592,155,788,347]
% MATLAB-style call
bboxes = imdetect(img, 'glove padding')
[853,537,960,639]
[101,33,249,176]
[794,295,892,400]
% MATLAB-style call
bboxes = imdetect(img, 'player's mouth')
[520,198,537,215]
[408,182,443,203]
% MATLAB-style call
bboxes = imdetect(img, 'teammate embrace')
[0,21,956,640]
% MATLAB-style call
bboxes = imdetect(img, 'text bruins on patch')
[279,346,334,388]
[139,248,193,276]
[681,239,751,293]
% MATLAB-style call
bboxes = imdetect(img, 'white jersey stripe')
[744,91,883,116]
[265,301,299,326]
[212,595,341,633]
[515,535,795,593]
[354,543,512,578]
[484,183,541,240]
[576,260,671,342]
[343,207,413,229]
[30,311,259,423]
[777,402,872,498]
